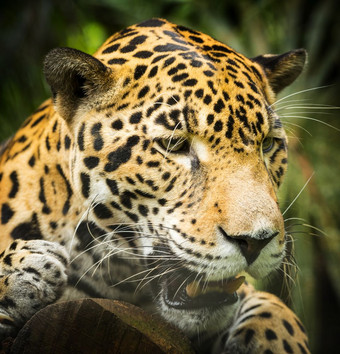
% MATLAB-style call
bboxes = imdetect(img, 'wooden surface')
[6,299,195,354]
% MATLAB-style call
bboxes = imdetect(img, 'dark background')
[0,0,339,352]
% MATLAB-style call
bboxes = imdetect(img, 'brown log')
[9,299,195,354]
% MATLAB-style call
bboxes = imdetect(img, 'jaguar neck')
[0,99,82,249]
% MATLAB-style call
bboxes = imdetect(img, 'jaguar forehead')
[96,20,267,97]
[92,21,272,150]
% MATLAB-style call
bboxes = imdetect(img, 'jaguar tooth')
[185,281,203,298]
[185,276,245,298]
[223,276,245,294]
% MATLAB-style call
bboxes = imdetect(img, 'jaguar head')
[44,19,306,337]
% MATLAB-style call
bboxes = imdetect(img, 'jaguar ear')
[252,49,307,94]
[44,47,112,121]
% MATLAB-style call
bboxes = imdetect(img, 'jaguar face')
[44,19,306,336]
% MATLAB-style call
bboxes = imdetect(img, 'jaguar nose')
[219,227,278,265]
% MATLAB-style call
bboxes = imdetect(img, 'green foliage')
[0,0,339,351]
[66,22,108,54]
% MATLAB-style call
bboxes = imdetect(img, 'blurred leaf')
[66,22,108,53]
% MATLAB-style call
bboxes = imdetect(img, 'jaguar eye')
[262,137,275,153]
[158,137,189,153]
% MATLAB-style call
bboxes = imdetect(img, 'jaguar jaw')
[161,272,245,310]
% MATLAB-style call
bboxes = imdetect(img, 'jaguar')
[0,18,310,353]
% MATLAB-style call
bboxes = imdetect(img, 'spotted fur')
[0,18,309,352]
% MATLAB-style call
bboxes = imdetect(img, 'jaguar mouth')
[162,271,245,310]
